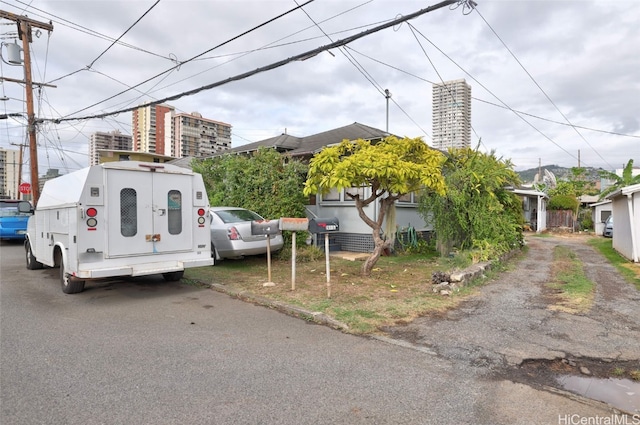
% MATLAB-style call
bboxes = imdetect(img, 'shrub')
[548,194,579,211]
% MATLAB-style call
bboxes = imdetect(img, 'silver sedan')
[209,207,284,265]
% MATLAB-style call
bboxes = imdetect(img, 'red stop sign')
[19,182,31,194]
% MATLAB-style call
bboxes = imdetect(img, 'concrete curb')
[208,283,350,331]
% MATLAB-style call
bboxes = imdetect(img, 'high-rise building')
[132,104,175,156]
[432,79,472,150]
[89,130,132,165]
[174,112,232,158]
[0,148,21,199]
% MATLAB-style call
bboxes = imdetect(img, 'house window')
[321,187,340,202]
[398,193,412,203]
[119,154,130,161]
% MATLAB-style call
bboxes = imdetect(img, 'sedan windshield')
[214,209,263,223]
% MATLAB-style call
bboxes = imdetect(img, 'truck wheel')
[162,271,184,281]
[25,241,43,270]
[59,256,85,294]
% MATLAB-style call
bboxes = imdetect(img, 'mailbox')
[279,217,309,232]
[251,219,280,236]
[308,217,339,234]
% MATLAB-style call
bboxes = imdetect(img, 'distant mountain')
[517,164,602,185]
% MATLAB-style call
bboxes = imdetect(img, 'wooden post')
[325,233,331,298]
[291,232,296,291]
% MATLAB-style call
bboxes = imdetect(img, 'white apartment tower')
[0,147,21,199]
[173,112,232,158]
[89,130,133,165]
[432,79,472,150]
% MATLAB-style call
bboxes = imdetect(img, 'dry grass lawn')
[185,247,497,334]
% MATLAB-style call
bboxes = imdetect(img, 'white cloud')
[1,0,638,178]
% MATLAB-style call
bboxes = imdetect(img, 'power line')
[60,0,316,119]
[344,47,640,140]
[474,5,614,170]
[407,24,586,167]
[45,0,463,124]
[87,0,160,69]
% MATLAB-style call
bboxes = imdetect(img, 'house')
[228,122,435,252]
[606,183,640,262]
[510,188,548,233]
[590,200,612,235]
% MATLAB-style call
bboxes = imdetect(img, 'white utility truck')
[24,161,213,294]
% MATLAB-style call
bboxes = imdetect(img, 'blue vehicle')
[0,199,32,240]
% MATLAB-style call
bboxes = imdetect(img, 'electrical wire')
[407,23,587,167]
[87,0,160,70]
[344,46,640,140]
[473,5,614,170]
[45,0,459,123]
[407,22,480,144]
[60,0,316,119]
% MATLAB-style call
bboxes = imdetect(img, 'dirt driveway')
[384,234,640,412]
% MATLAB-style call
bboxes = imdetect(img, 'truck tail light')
[227,226,241,241]
[86,207,98,229]
[197,208,206,225]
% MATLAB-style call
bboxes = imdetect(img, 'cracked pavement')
[384,233,640,373]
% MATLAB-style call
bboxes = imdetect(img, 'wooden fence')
[546,210,575,230]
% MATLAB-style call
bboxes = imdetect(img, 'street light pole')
[384,89,391,133]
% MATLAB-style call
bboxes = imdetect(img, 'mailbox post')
[308,217,339,298]
[279,218,309,290]
[250,219,280,287]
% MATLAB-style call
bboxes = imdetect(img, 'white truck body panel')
[26,161,212,286]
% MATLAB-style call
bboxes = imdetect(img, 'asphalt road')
[0,240,611,424]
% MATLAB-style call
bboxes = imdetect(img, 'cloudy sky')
[1,0,638,178]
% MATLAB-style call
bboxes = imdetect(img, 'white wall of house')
[608,184,640,262]
[305,188,430,252]
[590,200,612,235]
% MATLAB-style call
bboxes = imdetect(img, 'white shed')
[606,183,640,262]
[590,200,612,236]
[512,188,548,233]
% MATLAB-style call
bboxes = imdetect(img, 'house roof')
[589,200,612,208]
[606,182,640,200]
[229,122,390,156]
[510,188,549,199]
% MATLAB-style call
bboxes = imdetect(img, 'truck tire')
[59,255,85,294]
[25,241,43,270]
[162,271,184,281]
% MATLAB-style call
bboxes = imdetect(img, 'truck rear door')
[106,168,193,257]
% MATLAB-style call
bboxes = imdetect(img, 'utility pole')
[0,11,54,205]
[384,89,391,133]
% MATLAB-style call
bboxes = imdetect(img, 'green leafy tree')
[191,147,308,221]
[598,159,640,200]
[419,147,523,259]
[303,136,445,276]
[547,194,579,211]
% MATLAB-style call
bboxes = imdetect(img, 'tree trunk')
[362,226,391,276]
[360,197,395,276]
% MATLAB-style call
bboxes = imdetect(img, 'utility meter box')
[308,217,339,234]
[251,219,281,236]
